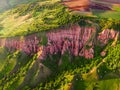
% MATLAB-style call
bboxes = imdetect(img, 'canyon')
[0,24,119,60]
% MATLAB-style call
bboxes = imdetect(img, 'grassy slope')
[0,0,78,37]
[0,41,119,89]
[0,0,120,90]
[90,0,120,19]
[0,0,120,38]
[36,42,120,90]
[92,9,120,20]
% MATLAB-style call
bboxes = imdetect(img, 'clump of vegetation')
[0,0,120,90]
[105,43,120,70]
[98,18,120,31]
[0,0,81,37]
[0,38,120,90]
[0,0,120,37]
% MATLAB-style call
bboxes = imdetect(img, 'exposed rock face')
[0,34,40,55]
[0,24,119,59]
[98,29,119,45]
[100,51,106,57]
[46,25,95,59]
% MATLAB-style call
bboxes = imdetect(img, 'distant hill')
[0,0,10,11]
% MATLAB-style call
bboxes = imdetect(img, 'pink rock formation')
[0,34,40,55]
[100,51,106,57]
[98,29,119,45]
[79,47,94,59]
[45,24,95,59]
[0,25,119,59]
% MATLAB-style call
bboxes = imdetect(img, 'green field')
[92,9,120,19]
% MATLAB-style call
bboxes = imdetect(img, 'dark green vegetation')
[0,41,120,90]
[0,0,80,37]
[0,0,120,37]
[92,9,120,20]
[38,42,120,90]
[0,0,120,90]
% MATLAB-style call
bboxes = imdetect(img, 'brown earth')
[62,0,90,11]
[62,0,120,11]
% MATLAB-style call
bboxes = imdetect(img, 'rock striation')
[0,34,40,55]
[98,29,119,45]
[0,24,119,59]
[46,25,95,59]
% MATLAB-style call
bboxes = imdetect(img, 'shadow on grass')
[71,74,86,90]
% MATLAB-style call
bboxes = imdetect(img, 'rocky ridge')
[0,24,119,60]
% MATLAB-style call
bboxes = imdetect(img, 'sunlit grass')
[92,9,120,19]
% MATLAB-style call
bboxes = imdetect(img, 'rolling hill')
[0,0,120,90]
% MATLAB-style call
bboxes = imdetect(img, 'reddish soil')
[62,0,90,11]
[62,0,120,11]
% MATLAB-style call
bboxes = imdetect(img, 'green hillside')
[0,40,120,89]
[0,0,76,37]
[0,0,120,90]
[0,0,120,37]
